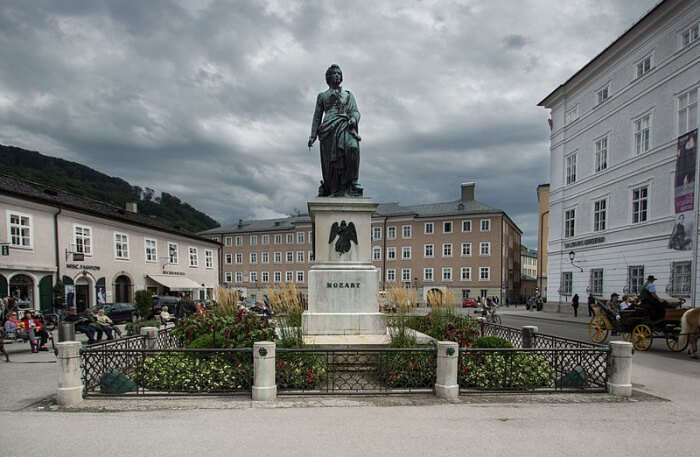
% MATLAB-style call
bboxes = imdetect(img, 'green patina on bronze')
[308,64,363,197]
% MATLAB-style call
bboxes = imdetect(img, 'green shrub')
[187,332,226,349]
[459,352,553,390]
[403,313,480,347]
[474,336,513,348]
[125,320,161,336]
[173,308,275,348]
[133,290,153,319]
[136,353,253,392]
[275,353,327,389]
[377,351,436,388]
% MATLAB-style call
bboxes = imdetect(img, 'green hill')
[0,144,220,233]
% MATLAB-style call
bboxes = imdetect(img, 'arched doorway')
[114,275,131,303]
[75,277,91,312]
[10,274,34,308]
[426,288,443,307]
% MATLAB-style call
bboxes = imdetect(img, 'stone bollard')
[140,326,159,350]
[253,341,276,401]
[434,341,459,400]
[56,341,83,407]
[521,326,538,348]
[607,341,633,397]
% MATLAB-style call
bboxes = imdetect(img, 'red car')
[462,298,478,308]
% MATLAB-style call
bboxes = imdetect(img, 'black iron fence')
[482,323,524,347]
[276,347,436,395]
[458,347,609,393]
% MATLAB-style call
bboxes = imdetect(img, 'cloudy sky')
[0,0,661,246]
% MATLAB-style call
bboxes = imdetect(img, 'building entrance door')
[114,275,131,303]
[75,284,90,312]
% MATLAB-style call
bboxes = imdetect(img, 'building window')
[286,271,294,282]
[297,251,304,263]
[308,250,314,262]
[189,247,198,267]
[372,226,382,240]
[262,252,269,264]
[114,233,129,259]
[632,186,648,223]
[235,236,242,246]
[595,136,608,172]
[308,231,313,244]
[386,247,396,260]
[565,209,576,238]
[401,247,411,260]
[671,261,691,296]
[442,243,452,257]
[561,272,573,295]
[402,225,412,239]
[443,221,453,233]
[274,271,281,283]
[479,242,490,256]
[479,267,490,281]
[424,244,434,258]
[387,226,397,240]
[249,272,257,283]
[145,238,157,262]
[274,234,282,244]
[386,269,396,282]
[424,222,434,234]
[286,251,294,263]
[424,268,433,281]
[459,243,470,257]
[225,236,233,247]
[250,235,257,246]
[297,232,305,244]
[261,271,269,283]
[566,153,577,184]
[262,234,269,245]
[8,212,32,248]
[593,199,607,232]
[628,266,644,295]
[373,246,382,261]
[225,272,232,283]
[565,105,579,124]
[461,267,472,281]
[235,253,243,264]
[480,219,491,232]
[250,252,258,264]
[681,22,699,47]
[636,55,652,78]
[590,269,603,296]
[296,271,304,283]
[168,242,178,264]
[286,233,294,244]
[235,272,242,283]
[274,252,282,264]
[74,225,92,255]
[205,250,213,269]
[225,253,233,264]
[401,268,411,282]
[596,84,609,105]
[678,88,697,135]
[442,268,452,281]
[462,220,471,232]
[634,113,651,154]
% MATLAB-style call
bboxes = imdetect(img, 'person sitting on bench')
[63,307,99,344]
[96,308,121,338]
[22,310,50,351]
[160,306,176,326]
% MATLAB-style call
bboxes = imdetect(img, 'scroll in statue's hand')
[308,137,316,148]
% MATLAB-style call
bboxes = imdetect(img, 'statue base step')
[302,312,386,336]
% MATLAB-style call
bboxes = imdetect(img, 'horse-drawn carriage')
[588,298,688,351]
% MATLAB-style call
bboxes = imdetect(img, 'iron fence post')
[521,326,538,348]
[140,327,158,350]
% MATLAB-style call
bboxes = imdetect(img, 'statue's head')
[325,64,343,86]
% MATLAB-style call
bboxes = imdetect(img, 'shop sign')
[563,237,605,249]
[66,264,101,270]
[162,270,186,276]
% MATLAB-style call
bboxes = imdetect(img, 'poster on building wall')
[96,287,106,306]
[64,285,75,309]
[669,129,698,251]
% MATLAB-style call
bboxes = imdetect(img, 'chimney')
[125,202,138,213]
[461,182,475,201]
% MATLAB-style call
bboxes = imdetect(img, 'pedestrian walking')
[587,294,595,317]
[572,293,579,317]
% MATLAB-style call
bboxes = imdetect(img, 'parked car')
[95,302,138,323]
[152,295,181,318]
[462,298,478,308]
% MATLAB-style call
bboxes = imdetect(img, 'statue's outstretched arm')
[309,93,324,146]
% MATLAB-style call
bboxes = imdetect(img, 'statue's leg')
[346,146,362,195]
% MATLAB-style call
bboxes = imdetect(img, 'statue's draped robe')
[310,88,361,196]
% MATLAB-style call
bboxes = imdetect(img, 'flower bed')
[458,352,554,390]
[275,353,327,389]
[376,351,436,388]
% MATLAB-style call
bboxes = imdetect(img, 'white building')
[539,0,699,305]
[0,174,219,312]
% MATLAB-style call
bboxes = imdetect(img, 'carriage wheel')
[631,324,653,351]
[589,315,609,343]
[665,328,688,352]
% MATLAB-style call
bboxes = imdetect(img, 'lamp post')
[414,277,419,306]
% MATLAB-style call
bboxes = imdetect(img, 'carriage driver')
[639,275,667,321]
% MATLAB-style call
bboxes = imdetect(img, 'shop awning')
[147,274,204,291]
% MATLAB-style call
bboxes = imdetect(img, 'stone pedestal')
[303,197,386,336]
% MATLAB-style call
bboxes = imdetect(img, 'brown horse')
[679,307,700,358]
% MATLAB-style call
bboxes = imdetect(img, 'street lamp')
[568,251,583,272]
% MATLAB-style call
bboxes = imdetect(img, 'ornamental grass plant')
[266,283,305,347]
[382,286,418,347]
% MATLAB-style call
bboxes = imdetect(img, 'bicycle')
[485,306,502,325]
